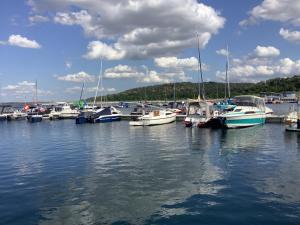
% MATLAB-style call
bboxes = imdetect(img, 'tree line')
[87,76,300,102]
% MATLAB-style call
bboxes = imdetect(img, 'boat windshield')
[233,96,265,108]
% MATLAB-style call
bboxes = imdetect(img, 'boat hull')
[59,113,79,119]
[130,114,176,126]
[0,115,7,121]
[27,116,43,123]
[76,116,88,124]
[94,115,121,123]
[286,120,300,132]
[221,114,266,128]
[184,116,210,128]
[7,115,27,121]
[286,126,300,132]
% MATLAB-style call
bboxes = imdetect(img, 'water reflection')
[38,122,225,225]
[1,121,300,225]
[219,124,300,206]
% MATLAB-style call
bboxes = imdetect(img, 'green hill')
[89,76,300,102]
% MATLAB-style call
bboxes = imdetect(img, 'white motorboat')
[49,102,79,120]
[218,95,266,128]
[7,110,27,121]
[0,105,12,121]
[285,102,300,132]
[129,109,176,126]
[265,106,274,117]
[285,104,298,123]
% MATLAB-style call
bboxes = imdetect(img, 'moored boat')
[129,109,176,126]
[167,101,187,115]
[285,104,298,124]
[49,102,79,120]
[7,111,27,121]
[0,114,7,121]
[27,114,43,123]
[285,102,300,132]
[27,81,43,123]
[93,106,122,123]
[184,99,218,128]
[286,120,300,132]
[0,105,12,121]
[75,110,93,124]
[218,95,266,128]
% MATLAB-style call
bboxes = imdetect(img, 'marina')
[2,0,300,224]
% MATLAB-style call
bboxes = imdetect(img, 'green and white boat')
[219,95,266,128]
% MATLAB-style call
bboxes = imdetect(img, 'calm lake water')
[1,106,300,225]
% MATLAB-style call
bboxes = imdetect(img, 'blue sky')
[0,0,300,102]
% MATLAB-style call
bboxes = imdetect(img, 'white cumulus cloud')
[216,48,229,57]
[279,28,300,44]
[104,65,143,79]
[5,35,41,49]
[138,70,171,84]
[240,0,300,27]
[83,41,125,60]
[253,45,280,58]
[29,15,49,24]
[138,68,191,84]
[56,71,95,82]
[154,57,199,71]
[216,45,300,83]
[28,0,225,59]
[2,81,52,97]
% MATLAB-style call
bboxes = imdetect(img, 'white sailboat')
[184,98,219,127]
[27,80,42,123]
[184,34,217,127]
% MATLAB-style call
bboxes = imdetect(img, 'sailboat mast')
[35,80,38,105]
[79,81,85,101]
[173,82,176,102]
[93,58,102,109]
[225,61,228,99]
[100,59,103,108]
[226,45,230,98]
[197,34,205,100]
[144,66,148,102]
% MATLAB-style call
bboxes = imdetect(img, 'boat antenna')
[93,58,102,109]
[226,45,230,98]
[197,33,205,100]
